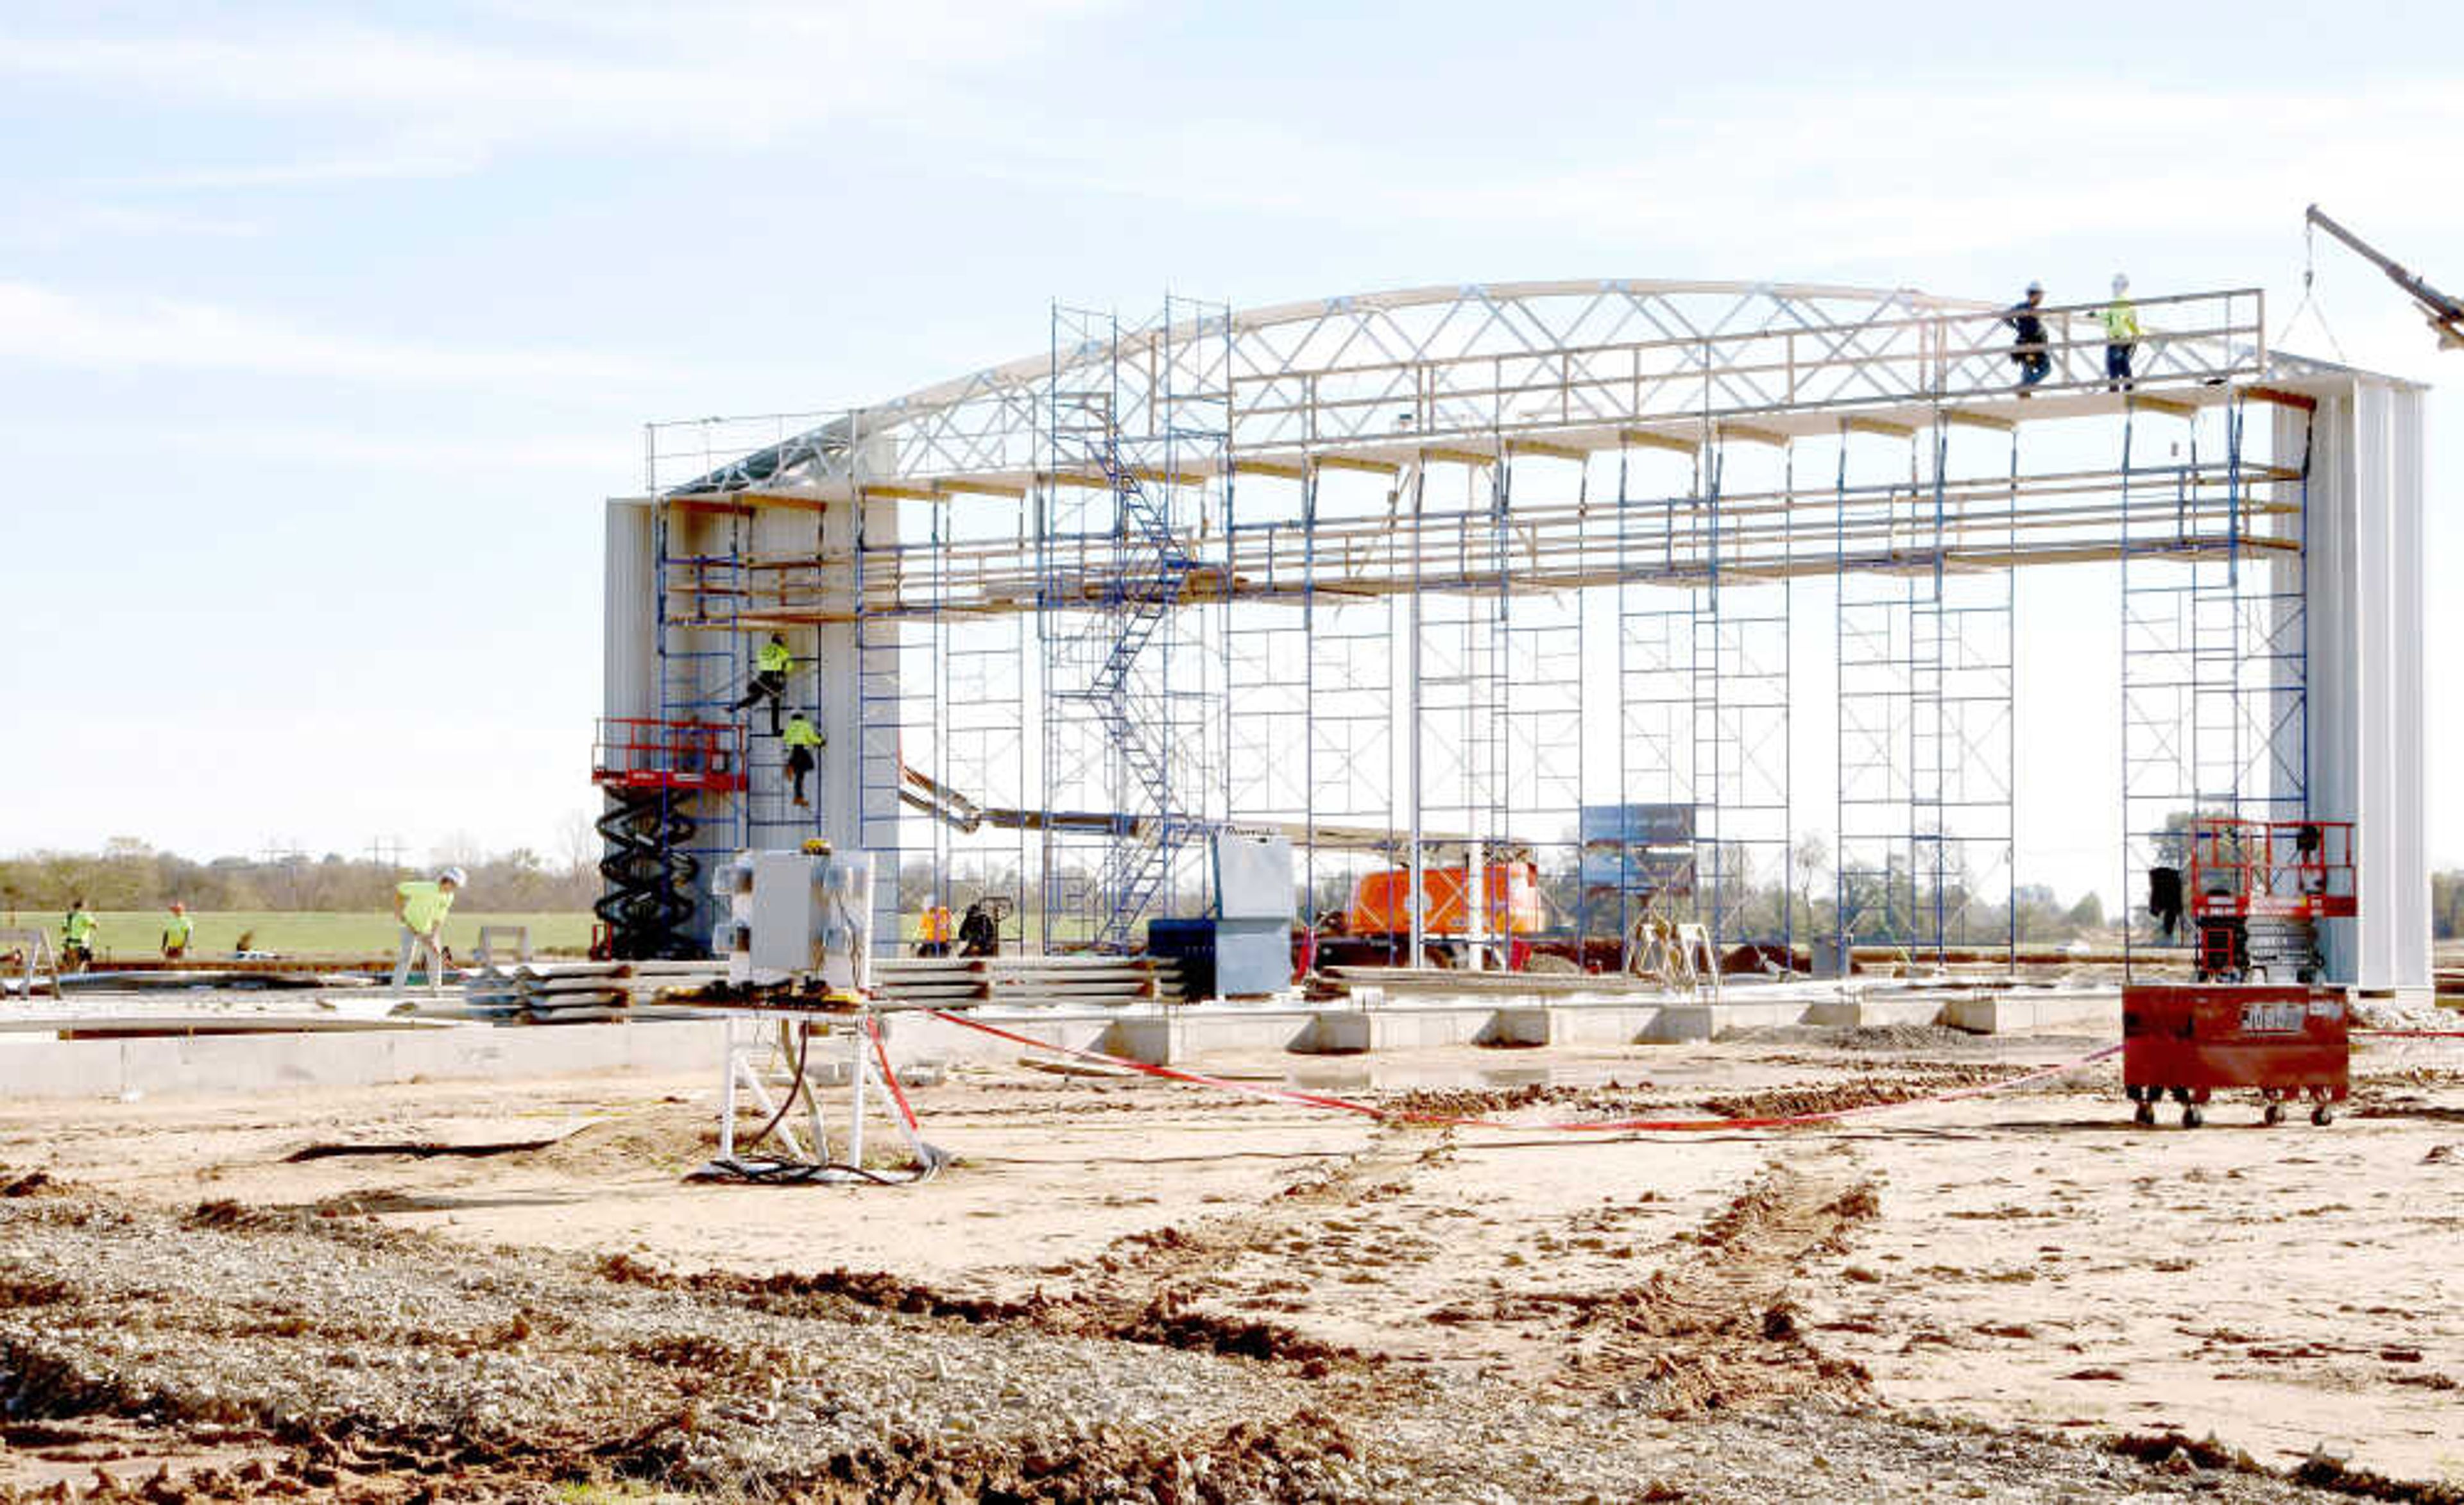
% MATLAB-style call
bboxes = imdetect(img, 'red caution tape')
[923,1009,2121,1133]
[864,1015,923,1133]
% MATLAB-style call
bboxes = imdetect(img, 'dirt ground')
[4,1022,2461,1502]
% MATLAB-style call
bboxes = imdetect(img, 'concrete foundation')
[0,1019,728,1103]
[0,987,2124,1100]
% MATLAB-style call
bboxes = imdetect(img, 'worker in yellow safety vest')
[783,711,825,807]
[391,867,466,996]
[161,902,194,960]
[2103,274,2143,391]
[916,903,954,957]
[730,633,795,736]
[61,899,98,971]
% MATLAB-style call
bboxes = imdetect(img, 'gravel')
[3,1175,2396,1503]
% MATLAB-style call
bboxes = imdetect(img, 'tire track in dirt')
[1427,1152,1883,1414]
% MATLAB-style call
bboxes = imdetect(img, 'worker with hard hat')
[390,867,466,996]
[782,710,825,808]
[2102,274,2142,391]
[60,897,98,972]
[2006,281,2051,392]
[730,633,795,736]
[161,902,194,960]
[916,901,954,957]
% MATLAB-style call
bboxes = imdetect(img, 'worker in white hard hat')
[390,867,465,996]
[161,901,193,960]
[2102,274,2142,391]
[2005,280,2051,393]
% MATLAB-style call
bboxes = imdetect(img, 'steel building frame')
[612,278,2369,976]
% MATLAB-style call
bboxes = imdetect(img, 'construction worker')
[916,902,954,958]
[956,900,998,958]
[60,898,98,971]
[2102,274,2142,391]
[730,633,794,736]
[2006,281,2051,393]
[391,867,465,996]
[161,902,193,960]
[782,710,825,807]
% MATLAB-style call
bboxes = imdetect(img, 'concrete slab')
[1294,1007,1496,1056]
[1487,1007,1555,1046]
[0,983,2122,1101]
[1942,991,2120,1035]
[1650,998,1807,1041]
[1803,997,1949,1029]
[0,1037,124,1100]
[0,1020,730,1102]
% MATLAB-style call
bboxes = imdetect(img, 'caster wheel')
[2312,1104,2334,1127]
[2263,1101,2285,1127]
[2133,1102,2157,1127]
[2182,1105,2205,1129]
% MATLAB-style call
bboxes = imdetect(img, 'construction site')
[7,242,2464,1504]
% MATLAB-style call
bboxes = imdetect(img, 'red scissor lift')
[2186,818,2356,983]
[2126,818,2357,1129]
[591,718,746,960]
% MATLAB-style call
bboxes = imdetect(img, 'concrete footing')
[0,985,2123,1100]
[0,1019,729,1103]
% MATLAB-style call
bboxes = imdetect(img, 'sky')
[1,0,2457,903]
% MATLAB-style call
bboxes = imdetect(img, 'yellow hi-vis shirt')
[758,640,793,674]
[64,910,97,946]
[783,718,825,751]
[2101,298,2142,342]
[397,880,454,934]
[165,914,194,948]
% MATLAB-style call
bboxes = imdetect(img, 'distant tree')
[2066,891,2106,930]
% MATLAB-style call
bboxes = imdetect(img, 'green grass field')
[10,910,596,962]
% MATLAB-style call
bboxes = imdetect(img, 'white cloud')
[0,278,664,386]
[98,148,488,191]
[2,1,1109,182]
[952,79,2464,269]
[0,200,265,244]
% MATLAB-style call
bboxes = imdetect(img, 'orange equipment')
[1345,862,1545,938]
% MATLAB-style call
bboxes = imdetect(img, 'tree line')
[0,838,599,917]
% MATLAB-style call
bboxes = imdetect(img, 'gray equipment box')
[742,849,874,992]
[1209,833,1295,996]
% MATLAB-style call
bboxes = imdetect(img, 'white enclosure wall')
[603,500,656,725]
[2300,375,2432,996]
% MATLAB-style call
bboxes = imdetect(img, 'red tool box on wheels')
[2122,984,2348,1128]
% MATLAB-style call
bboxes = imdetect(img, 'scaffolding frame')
[2120,391,2315,971]
[624,282,2318,964]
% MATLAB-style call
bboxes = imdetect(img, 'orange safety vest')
[921,906,954,943]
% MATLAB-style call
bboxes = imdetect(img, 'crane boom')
[2306,203,2464,349]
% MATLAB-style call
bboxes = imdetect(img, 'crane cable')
[2273,217,2350,364]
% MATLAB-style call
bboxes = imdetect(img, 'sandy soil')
[3,1023,2460,1501]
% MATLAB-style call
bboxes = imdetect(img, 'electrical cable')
[742,1020,813,1150]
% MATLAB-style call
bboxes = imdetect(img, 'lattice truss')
[640,282,2313,959]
